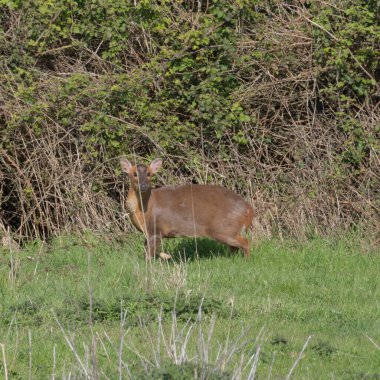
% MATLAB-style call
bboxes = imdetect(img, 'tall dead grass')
[1,122,127,240]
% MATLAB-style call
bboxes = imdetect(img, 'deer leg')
[145,235,161,259]
[217,234,250,258]
[240,236,250,258]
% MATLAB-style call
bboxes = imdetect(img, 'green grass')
[0,233,379,379]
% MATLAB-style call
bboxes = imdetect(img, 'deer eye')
[147,172,151,177]
[134,172,138,177]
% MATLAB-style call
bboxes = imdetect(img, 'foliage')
[1,0,251,157]
[312,0,380,166]
[312,1,379,101]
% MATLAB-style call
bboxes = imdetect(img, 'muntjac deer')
[120,158,253,259]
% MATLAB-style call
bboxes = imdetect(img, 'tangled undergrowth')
[0,0,379,241]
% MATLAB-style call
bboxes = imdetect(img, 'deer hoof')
[159,252,172,260]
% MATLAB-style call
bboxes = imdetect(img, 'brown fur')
[120,158,253,259]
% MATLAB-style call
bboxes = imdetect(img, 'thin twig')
[285,335,312,380]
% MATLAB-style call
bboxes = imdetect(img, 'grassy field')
[0,233,379,379]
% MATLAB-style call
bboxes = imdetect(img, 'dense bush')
[0,0,379,240]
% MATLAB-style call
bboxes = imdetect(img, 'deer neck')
[127,188,151,213]
[126,189,151,233]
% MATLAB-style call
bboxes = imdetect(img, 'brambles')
[0,0,379,240]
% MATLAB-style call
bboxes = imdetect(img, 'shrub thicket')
[0,0,379,240]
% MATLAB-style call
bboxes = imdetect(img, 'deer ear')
[149,158,162,174]
[120,158,133,173]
